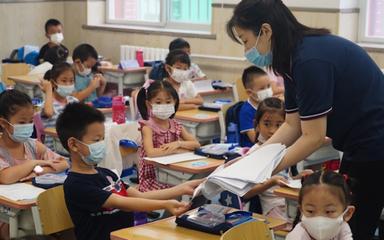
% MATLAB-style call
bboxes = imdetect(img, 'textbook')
[193,144,286,199]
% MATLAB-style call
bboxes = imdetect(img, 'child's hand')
[160,141,181,153]
[165,200,190,216]
[39,79,52,93]
[97,74,106,86]
[272,175,288,187]
[36,159,64,172]
[90,75,102,89]
[293,169,314,180]
[19,172,37,182]
[178,179,205,196]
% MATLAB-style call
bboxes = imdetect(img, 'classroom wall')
[0,1,65,61]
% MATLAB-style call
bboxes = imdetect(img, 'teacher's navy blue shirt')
[284,35,384,162]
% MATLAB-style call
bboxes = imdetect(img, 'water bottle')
[226,122,239,144]
[112,96,126,124]
[135,49,144,67]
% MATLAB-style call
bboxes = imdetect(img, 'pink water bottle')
[112,96,126,124]
[136,49,144,67]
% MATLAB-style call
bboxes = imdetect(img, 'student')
[286,171,355,240]
[137,81,200,192]
[38,19,69,64]
[169,38,207,80]
[58,103,202,240]
[164,50,203,110]
[0,90,68,184]
[72,44,106,103]
[239,66,272,147]
[243,97,310,221]
[40,62,78,150]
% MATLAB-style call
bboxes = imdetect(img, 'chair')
[1,63,29,86]
[234,78,248,102]
[32,186,74,235]
[220,221,273,240]
[218,103,235,143]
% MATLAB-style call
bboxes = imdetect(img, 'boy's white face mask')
[301,208,349,240]
[50,33,64,45]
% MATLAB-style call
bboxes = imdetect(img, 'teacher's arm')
[273,115,327,173]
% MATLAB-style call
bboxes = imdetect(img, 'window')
[359,0,384,43]
[107,0,212,31]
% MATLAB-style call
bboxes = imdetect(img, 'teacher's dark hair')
[227,0,330,76]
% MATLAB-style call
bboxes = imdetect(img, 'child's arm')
[127,179,203,200]
[245,130,256,144]
[103,195,189,216]
[142,126,178,157]
[40,80,55,118]
[178,103,199,111]
[95,74,107,97]
[72,76,101,102]
[0,160,59,184]
[242,175,287,200]
[180,94,204,105]
[159,126,200,153]
[35,141,69,174]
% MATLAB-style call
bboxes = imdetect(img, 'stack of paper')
[144,152,207,165]
[193,144,286,199]
[0,183,45,201]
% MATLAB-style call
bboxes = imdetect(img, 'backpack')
[148,61,167,81]
[225,101,244,144]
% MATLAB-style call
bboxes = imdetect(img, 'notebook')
[0,183,45,201]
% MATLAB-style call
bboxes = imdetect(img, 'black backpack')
[225,101,244,144]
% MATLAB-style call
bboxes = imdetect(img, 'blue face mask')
[8,122,34,143]
[56,84,75,98]
[79,140,106,165]
[244,30,272,67]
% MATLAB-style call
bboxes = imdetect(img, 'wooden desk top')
[44,127,58,138]
[175,109,219,123]
[273,187,299,201]
[98,65,149,74]
[146,157,224,175]
[111,210,287,240]
[0,195,36,210]
[199,88,232,96]
[8,74,41,85]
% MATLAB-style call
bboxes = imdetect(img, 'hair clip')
[143,79,155,90]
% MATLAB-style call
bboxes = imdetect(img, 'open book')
[193,143,286,199]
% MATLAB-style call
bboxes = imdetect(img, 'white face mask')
[171,68,192,83]
[50,33,64,45]
[56,84,75,97]
[77,63,92,77]
[151,104,175,120]
[256,87,273,101]
[301,208,349,240]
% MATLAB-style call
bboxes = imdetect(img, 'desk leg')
[31,206,43,235]
[118,76,124,96]
[9,214,19,238]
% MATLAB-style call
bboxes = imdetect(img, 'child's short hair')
[56,103,105,151]
[241,66,267,89]
[44,62,74,82]
[45,19,62,33]
[43,46,69,65]
[0,90,32,120]
[165,50,191,69]
[299,170,352,207]
[254,97,285,128]
[169,38,190,51]
[72,44,98,63]
[137,81,179,120]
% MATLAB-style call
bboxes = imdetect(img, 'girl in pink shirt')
[286,171,355,240]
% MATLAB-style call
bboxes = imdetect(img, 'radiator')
[120,45,169,62]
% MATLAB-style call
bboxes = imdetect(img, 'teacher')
[227,0,384,239]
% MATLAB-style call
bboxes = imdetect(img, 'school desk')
[98,65,149,95]
[8,74,41,98]
[175,109,220,142]
[274,187,299,220]
[145,156,224,186]
[193,79,235,102]
[0,185,48,238]
[110,209,287,240]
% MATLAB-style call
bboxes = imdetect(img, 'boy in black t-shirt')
[38,19,69,64]
[57,103,201,240]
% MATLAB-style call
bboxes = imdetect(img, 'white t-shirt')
[179,80,198,99]
[190,63,206,79]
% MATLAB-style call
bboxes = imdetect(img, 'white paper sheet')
[279,179,302,189]
[144,152,207,165]
[194,80,215,93]
[0,183,45,201]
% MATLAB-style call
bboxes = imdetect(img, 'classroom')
[0,0,384,240]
